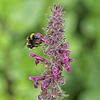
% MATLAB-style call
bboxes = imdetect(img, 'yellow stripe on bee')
[26,41,29,45]
[32,47,36,50]
[30,33,34,40]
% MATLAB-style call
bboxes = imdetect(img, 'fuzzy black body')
[26,33,40,50]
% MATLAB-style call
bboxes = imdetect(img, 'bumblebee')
[26,33,40,50]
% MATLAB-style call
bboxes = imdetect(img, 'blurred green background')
[0,0,100,100]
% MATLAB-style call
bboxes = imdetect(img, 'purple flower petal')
[64,64,68,68]
[63,42,69,48]
[52,75,58,79]
[46,85,49,89]
[34,83,38,88]
[51,67,59,74]
[67,67,70,72]
[34,81,39,88]
[35,81,39,86]
[41,84,48,91]
[41,80,49,91]
[48,51,52,56]
[55,42,59,46]
[35,59,39,65]
[52,84,56,88]
[35,56,44,62]
[59,49,64,54]
[45,39,50,44]
[64,63,70,68]
[29,53,45,64]
[29,77,35,81]
[36,33,45,42]
[61,54,65,58]
[36,77,44,81]
[66,50,71,54]
[41,85,45,91]
[60,79,65,85]
[52,82,56,88]
[58,33,63,38]
[69,59,74,62]
[36,33,42,37]
[64,58,69,63]
[41,80,46,85]
[29,76,44,82]
[29,53,36,57]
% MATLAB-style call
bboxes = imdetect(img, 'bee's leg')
[35,45,38,47]
[35,43,42,46]
[34,35,40,39]
[35,43,38,45]
[24,42,26,46]
[35,38,40,39]
[35,43,39,46]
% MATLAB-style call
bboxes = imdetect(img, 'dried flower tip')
[38,95,43,100]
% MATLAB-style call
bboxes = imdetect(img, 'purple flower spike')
[61,54,65,59]
[28,5,73,100]
[35,59,39,65]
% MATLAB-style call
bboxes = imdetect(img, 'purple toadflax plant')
[29,5,73,100]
